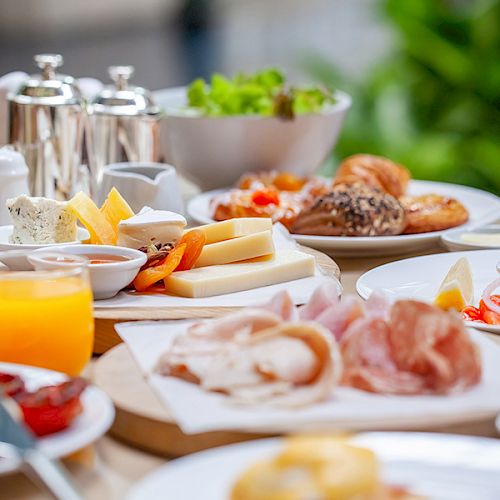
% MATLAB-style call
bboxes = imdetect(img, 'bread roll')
[334,154,411,198]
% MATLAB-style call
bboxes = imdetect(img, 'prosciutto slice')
[341,300,481,394]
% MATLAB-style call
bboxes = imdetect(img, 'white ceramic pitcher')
[0,146,30,225]
[100,162,184,215]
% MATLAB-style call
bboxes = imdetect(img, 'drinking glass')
[0,264,93,376]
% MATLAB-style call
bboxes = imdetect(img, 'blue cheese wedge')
[117,206,187,249]
[6,195,77,244]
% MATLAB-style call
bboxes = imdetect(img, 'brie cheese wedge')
[117,206,187,249]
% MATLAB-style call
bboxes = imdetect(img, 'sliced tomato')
[461,306,484,323]
[479,296,500,325]
[251,189,279,206]
[15,378,87,437]
[133,243,186,292]
[175,230,206,271]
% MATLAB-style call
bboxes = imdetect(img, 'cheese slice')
[165,250,315,298]
[195,230,274,268]
[192,218,272,244]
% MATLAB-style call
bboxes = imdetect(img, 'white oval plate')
[0,226,90,252]
[188,180,500,257]
[128,433,500,500]
[441,224,500,252]
[0,362,115,475]
[356,249,500,334]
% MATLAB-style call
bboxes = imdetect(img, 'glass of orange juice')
[0,260,93,376]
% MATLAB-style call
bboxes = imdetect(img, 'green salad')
[186,68,335,119]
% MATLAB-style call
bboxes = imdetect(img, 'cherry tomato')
[15,378,87,437]
[251,189,279,206]
[461,306,484,323]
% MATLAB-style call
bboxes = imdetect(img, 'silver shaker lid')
[9,54,82,106]
[91,66,160,116]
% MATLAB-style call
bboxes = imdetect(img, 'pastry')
[334,154,411,198]
[291,183,406,236]
[231,435,422,500]
[211,178,329,230]
[400,194,469,234]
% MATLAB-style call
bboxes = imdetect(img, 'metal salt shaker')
[8,54,86,200]
[87,65,161,194]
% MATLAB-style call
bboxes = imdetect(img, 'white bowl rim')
[33,244,147,270]
[154,86,352,119]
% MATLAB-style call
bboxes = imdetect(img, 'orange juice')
[0,269,93,376]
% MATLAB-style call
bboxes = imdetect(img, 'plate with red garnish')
[0,362,114,474]
[356,249,500,335]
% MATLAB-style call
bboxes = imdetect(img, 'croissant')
[334,154,411,198]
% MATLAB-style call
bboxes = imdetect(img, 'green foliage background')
[305,0,500,195]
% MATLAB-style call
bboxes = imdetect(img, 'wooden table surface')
[2,232,499,498]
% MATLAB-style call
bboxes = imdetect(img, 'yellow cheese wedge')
[68,192,115,245]
[192,218,272,244]
[195,230,275,268]
[165,250,315,298]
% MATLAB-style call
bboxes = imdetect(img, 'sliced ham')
[156,309,342,407]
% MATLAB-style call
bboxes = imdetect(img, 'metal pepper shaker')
[86,65,162,194]
[8,54,87,200]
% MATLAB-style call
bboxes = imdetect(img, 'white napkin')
[118,320,500,434]
[94,224,341,308]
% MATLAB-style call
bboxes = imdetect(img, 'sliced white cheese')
[195,230,275,268]
[192,218,272,244]
[165,250,315,298]
[6,195,77,244]
[118,207,186,249]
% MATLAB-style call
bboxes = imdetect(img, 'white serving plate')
[356,249,500,334]
[188,180,500,257]
[0,225,89,252]
[0,362,115,475]
[128,433,500,500]
[441,224,500,252]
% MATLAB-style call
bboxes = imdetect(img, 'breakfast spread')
[230,435,421,500]
[0,372,86,437]
[6,195,77,244]
[210,154,471,236]
[155,283,482,402]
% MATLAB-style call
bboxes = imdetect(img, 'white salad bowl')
[154,86,351,190]
[30,244,147,300]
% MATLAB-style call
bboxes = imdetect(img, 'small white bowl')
[155,86,351,190]
[0,225,90,251]
[31,244,147,300]
[441,224,500,252]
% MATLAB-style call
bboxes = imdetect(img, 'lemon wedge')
[434,257,473,311]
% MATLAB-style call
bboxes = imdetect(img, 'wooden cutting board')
[93,343,498,458]
[92,246,340,354]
